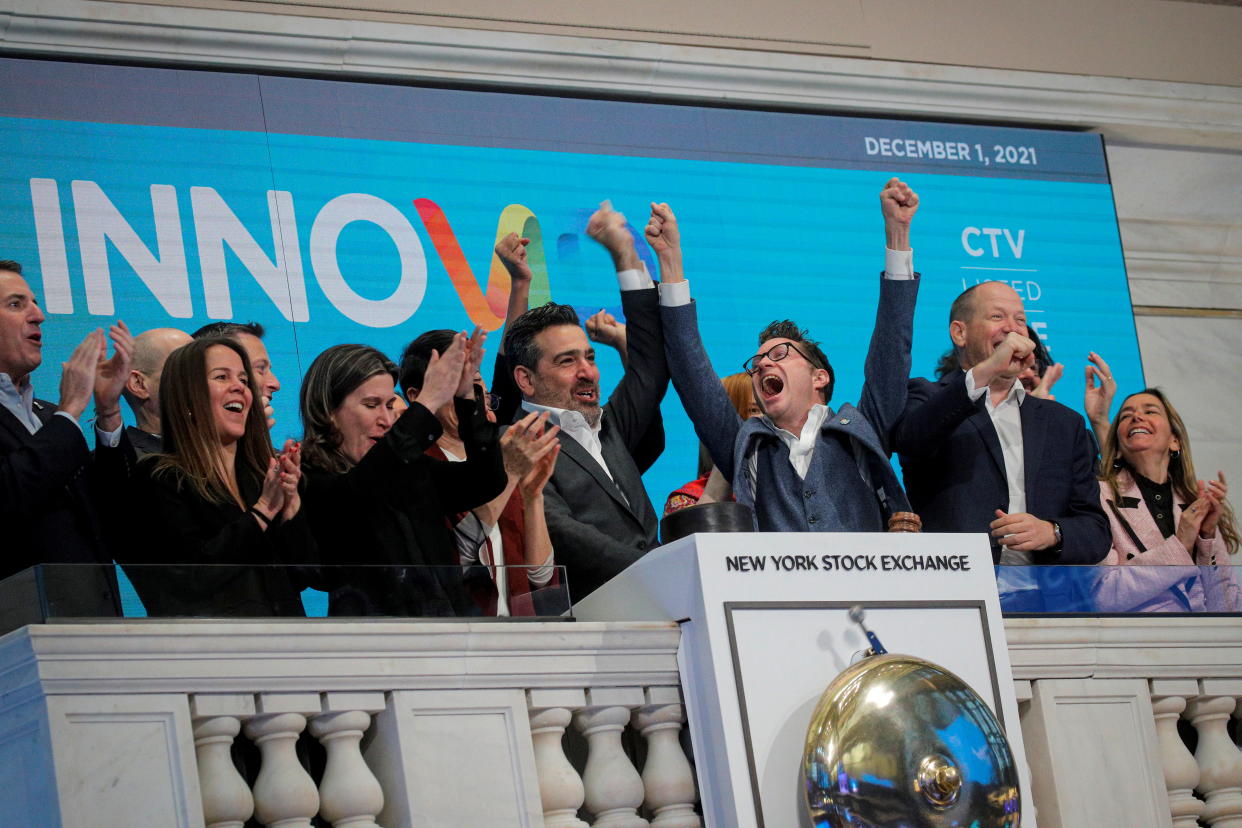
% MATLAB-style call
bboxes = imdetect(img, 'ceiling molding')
[2,0,1241,149]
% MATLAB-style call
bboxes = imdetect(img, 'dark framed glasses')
[743,341,814,375]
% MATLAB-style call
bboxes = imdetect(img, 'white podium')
[574,531,1033,828]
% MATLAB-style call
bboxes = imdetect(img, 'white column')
[632,687,699,828]
[574,688,649,828]
[1187,686,1242,828]
[308,692,386,828]
[244,693,321,828]
[1151,680,1205,828]
[191,694,258,828]
[529,688,589,828]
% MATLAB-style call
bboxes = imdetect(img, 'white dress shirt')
[965,370,1031,565]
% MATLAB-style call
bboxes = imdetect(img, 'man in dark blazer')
[502,203,669,600]
[894,281,1109,564]
[0,260,134,586]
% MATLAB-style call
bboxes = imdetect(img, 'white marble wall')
[1108,142,1242,517]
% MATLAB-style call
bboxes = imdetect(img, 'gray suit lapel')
[554,428,637,518]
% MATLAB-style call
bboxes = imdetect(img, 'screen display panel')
[0,57,1140,517]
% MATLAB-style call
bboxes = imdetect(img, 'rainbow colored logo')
[414,198,656,330]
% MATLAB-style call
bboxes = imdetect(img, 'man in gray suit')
[655,179,921,532]
[502,203,669,600]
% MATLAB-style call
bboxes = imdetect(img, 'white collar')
[522,400,601,436]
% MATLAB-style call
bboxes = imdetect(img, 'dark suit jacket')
[302,395,507,617]
[894,371,1109,564]
[0,398,111,580]
[527,286,669,601]
[124,425,163,459]
[119,455,309,617]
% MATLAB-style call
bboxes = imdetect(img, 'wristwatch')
[1050,520,1063,552]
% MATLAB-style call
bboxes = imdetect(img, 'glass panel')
[996,564,1241,615]
[0,564,571,633]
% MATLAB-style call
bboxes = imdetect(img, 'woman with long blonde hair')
[1091,379,1237,611]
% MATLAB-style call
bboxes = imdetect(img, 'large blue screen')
[0,58,1141,514]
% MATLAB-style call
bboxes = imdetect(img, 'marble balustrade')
[4,615,1242,827]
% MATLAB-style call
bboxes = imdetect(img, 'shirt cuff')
[884,248,915,280]
[658,279,692,307]
[616,261,653,292]
[96,422,123,448]
[53,409,86,436]
[964,368,986,401]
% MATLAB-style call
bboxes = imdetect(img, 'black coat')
[301,395,507,617]
[0,399,120,615]
[0,400,109,576]
[118,455,310,617]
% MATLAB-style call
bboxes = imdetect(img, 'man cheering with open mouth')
[657,178,920,533]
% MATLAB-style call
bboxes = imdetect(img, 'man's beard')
[530,378,602,427]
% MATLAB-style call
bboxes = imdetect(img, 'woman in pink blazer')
[1086,369,1238,612]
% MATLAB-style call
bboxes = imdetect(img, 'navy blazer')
[895,371,1109,564]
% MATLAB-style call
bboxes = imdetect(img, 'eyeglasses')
[485,393,501,412]
[743,341,814,375]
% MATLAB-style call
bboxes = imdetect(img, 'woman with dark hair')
[122,336,308,617]
[1092,379,1237,612]
[299,334,509,616]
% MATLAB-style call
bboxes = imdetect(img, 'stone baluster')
[1186,684,1242,828]
[191,694,257,828]
[308,692,387,828]
[244,693,321,828]
[574,688,650,828]
[1150,680,1205,828]
[528,689,590,828]
[632,688,700,828]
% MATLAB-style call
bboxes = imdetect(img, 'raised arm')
[650,202,744,480]
[586,202,668,453]
[491,234,532,424]
[858,179,920,453]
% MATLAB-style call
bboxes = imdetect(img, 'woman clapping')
[122,337,310,617]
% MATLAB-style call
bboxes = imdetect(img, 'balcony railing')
[2,563,1241,827]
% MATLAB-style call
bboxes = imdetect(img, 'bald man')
[122,327,192,457]
[893,281,1108,565]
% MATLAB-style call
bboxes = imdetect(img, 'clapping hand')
[456,327,487,400]
[94,321,134,431]
[1199,472,1229,540]
[501,411,560,481]
[1084,352,1117,427]
[1030,362,1064,400]
[277,439,302,522]
[418,332,468,413]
